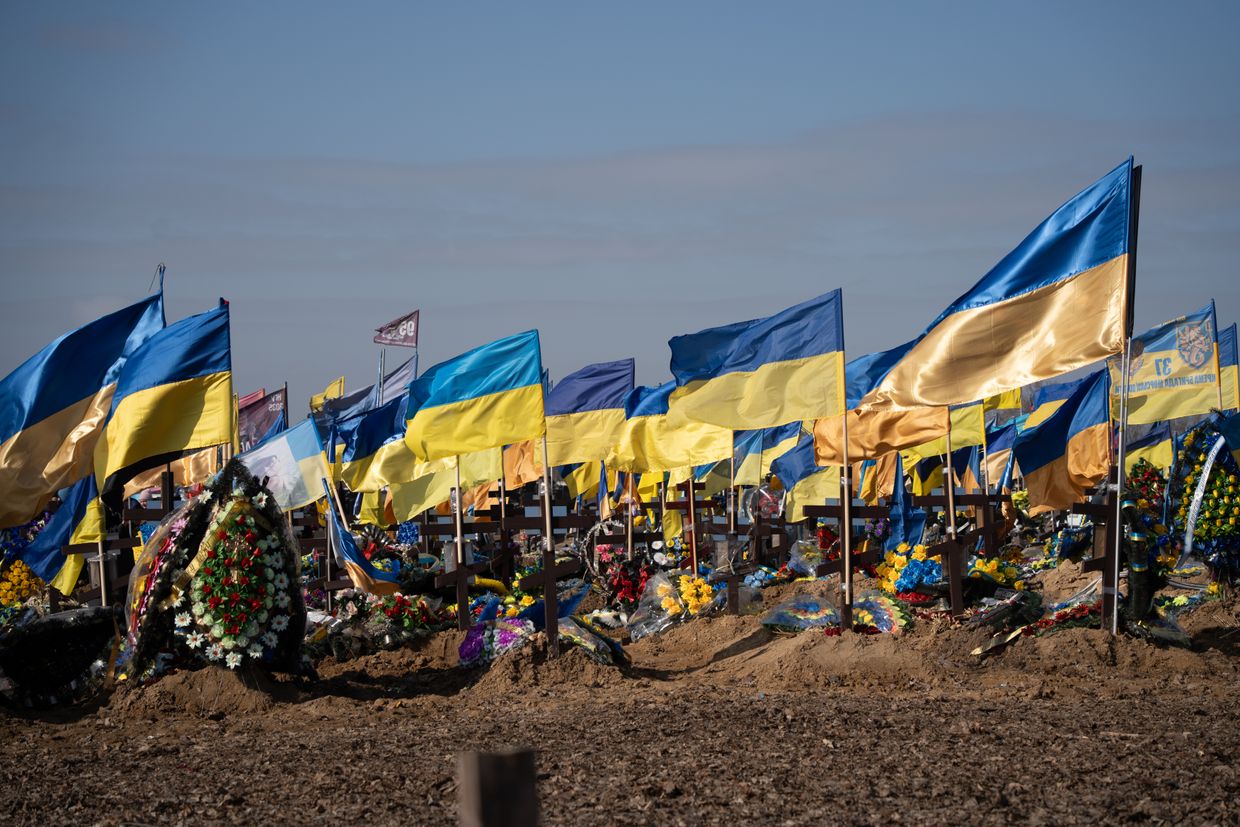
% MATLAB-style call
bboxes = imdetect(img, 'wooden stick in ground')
[457,748,541,827]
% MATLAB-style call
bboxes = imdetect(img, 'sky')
[2,2,1239,414]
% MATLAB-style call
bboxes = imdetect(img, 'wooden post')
[686,478,698,574]
[457,748,541,827]
[625,473,634,560]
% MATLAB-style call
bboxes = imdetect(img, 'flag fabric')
[122,446,220,499]
[1023,374,1093,431]
[337,393,416,492]
[503,440,544,489]
[93,302,233,492]
[1014,369,1111,515]
[759,422,802,477]
[606,381,732,473]
[310,376,345,411]
[403,330,545,462]
[901,402,986,464]
[1111,301,1220,425]
[374,308,420,348]
[813,341,950,465]
[732,428,766,487]
[323,483,400,595]
[237,388,266,410]
[950,445,982,495]
[389,449,501,521]
[1220,323,1238,412]
[857,452,899,504]
[1125,422,1174,474]
[562,461,602,500]
[315,355,417,432]
[238,388,287,451]
[1218,411,1240,465]
[668,290,846,430]
[0,293,164,527]
[985,423,1018,491]
[771,433,839,523]
[544,358,635,467]
[885,454,927,551]
[20,476,105,595]
[910,456,943,497]
[983,389,1022,413]
[859,158,1134,410]
[239,419,331,512]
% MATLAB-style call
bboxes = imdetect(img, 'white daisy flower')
[247,643,263,658]
[261,632,278,648]
[225,652,242,669]
[174,612,192,627]
[253,492,268,508]
[273,573,289,590]
[186,631,206,649]
[206,643,224,661]
[274,593,290,608]
[271,615,289,631]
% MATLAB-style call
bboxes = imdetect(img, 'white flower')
[225,652,242,669]
[221,637,236,650]
[192,602,205,618]
[210,622,224,638]
[206,643,224,661]
[245,622,259,638]
[271,615,289,631]
[273,573,289,590]
[274,593,290,608]
[186,632,206,649]
[253,492,269,508]
[247,643,263,658]
[175,612,192,628]
[261,632,278,648]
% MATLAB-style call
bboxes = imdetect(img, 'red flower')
[227,625,240,635]
[208,596,222,609]
[203,567,214,577]
[239,575,250,586]
[222,612,232,623]
[217,530,228,540]
[245,531,256,543]
[222,576,233,587]
[206,550,217,560]
[201,584,212,595]
[258,586,267,596]
[229,592,241,605]
[236,612,248,625]
[224,558,235,568]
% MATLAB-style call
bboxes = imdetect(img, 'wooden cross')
[663,480,706,574]
[434,549,493,631]
[1070,482,1120,629]
[922,528,979,618]
[517,547,582,656]
[911,492,1012,559]
[802,489,888,628]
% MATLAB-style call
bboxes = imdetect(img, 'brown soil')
[4,587,1240,825]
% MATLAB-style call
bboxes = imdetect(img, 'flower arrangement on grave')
[1022,600,1102,636]
[120,461,307,680]
[653,574,714,617]
[874,543,941,602]
[967,555,1026,590]
[605,556,654,611]
[859,517,890,548]
[1168,420,1240,581]
[1127,459,1168,514]
[0,559,43,608]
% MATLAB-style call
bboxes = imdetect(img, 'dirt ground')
[4,593,1240,826]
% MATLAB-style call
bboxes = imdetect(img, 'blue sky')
[2,2,1238,410]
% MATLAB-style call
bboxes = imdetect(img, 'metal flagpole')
[840,412,853,623]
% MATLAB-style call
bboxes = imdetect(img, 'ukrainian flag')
[1111,301,1220,425]
[337,393,414,492]
[544,358,634,468]
[19,476,105,595]
[1014,369,1111,515]
[886,454,926,550]
[759,422,803,478]
[1023,374,1092,430]
[910,456,943,497]
[860,158,1135,410]
[1125,423,1174,474]
[238,419,332,512]
[389,449,500,521]
[1218,411,1240,465]
[0,292,164,527]
[732,428,766,487]
[323,482,400,596]
[693,460,734,497]
[901,402,986,465]
[985,422,1017,491]
[668,290,846,429]
[93,302,233,491]
[606,381,732,473]
[1221,323,1238,412]
[770,432,839,523]
[403,330,545,462]
[563,461,603,500]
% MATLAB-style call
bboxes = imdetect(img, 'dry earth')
[3,592,1240,825]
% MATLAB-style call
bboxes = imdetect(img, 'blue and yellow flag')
[1216,323,1236,412]
[759,422,802,478]
[238,419,331,512]
[544,358,634,467]
[886,454,926,551]
[323,482,400,596]
[606,381,732,473]
[1125,422,1174,474]
[93,302,233,491]
[0,293,164,527]
[1110,301,1220,425]
[668,290,846,429]
[1023,374,1093,431]
[860,159,1134,410]
[404,330,545,462]
[1014,369,1112,515]
[732,428,766,487]
[19,476,105,595]
[770,432,839,522]
[985,422,1017,491]
[910,455,943,497]
[1218,411,1240,465]
[337,392,416,492]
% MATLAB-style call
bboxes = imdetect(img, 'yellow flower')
[519,595,535,608]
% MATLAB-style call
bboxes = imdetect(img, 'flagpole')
[728,450,736,535]
[841,412,853,626]
[944,416,957,540]
[377,348,386,406]
[540,435,556,635]
[453,457,466,579]
[625,473,634,561]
